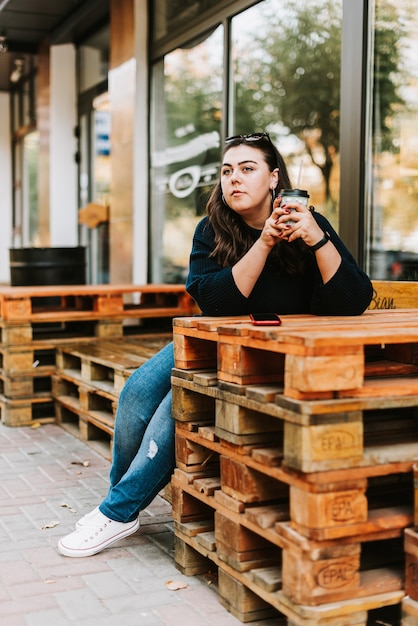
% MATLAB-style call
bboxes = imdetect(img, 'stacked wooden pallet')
[0,283,194,429]
[52,334,172,460]
[171,309,418,624]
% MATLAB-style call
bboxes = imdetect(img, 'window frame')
[149,0,370,268]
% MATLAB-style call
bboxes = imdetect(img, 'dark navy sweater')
[186,214,373,316]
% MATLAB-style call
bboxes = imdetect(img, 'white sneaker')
[58,509,140,557]
[75,506,100,529]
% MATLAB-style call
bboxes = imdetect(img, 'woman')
[58,132,372,558]
[186,132,372,316]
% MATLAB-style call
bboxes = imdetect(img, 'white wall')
[0,92,13,284]
[50,44,78,246]
[132,0,149,284]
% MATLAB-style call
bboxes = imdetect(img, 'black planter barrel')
[9,247,86,286]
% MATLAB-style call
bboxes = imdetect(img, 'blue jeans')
[99,341,175,522]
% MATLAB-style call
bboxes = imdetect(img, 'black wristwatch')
[308,231,331,252]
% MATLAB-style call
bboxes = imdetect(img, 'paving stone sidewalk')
[0,422,403,626]
[0,421,283,626]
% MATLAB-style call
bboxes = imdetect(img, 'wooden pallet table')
[215,311,418,396]
[402,594,418,625]
[172,469,405,624]
[172,371,418,474]
[173,417,414,535]
[171,415,412,622]
[171,306,418,624]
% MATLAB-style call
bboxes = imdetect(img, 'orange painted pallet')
[56,334,171,394]
[0,283,196,324]
[172,475,405,622]
[171,305,418,623]
[173,422,414,540]
[0,393,55,426]
[172,373,418,474]
[173,310,418,402]
[55,399,114,462]
[216,311,418,399]
[52,335,171,456]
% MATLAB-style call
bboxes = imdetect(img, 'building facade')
[0,0,417,286]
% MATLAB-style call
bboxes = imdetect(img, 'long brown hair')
[206,135,311,274]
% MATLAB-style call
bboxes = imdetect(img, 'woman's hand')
[271,197,324,247]
[270,196,342,283]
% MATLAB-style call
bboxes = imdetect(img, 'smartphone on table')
[249,313,282,326]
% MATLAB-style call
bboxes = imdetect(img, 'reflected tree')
[234,0,406,208]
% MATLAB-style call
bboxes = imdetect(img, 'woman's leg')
[100,388,174,522]
[57,341,176,557]
[109,341,174,488]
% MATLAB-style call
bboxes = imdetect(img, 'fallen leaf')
[31,422,41,429]
[70,460,91,467]
[165,580,188,591]
[40,520,60,530]
[60,502,77,513]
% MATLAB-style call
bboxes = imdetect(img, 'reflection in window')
[23,131,40,245]
[151,0,226,42]
[78,93,111,284]
[230,0,342,227]
[150,26,223,283]
[368,0,418,280]
[78,25,109,92]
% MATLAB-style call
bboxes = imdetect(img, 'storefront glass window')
[10,62,37,248]
[230,0,342,227]
[78,92,111,284]
[150,0,343,283]
[22,131,40,245]
[78,25,109,93]
[151,0,227,42]
[150,26,223,283]
[367,0,418,280]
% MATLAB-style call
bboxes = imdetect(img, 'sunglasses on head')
[225,132,271,144]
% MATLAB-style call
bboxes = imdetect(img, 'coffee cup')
[279,188,309,224]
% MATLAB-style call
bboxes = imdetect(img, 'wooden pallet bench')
[55,334,172,394]
[0,393,55,426]
[0,340,56,374]
[54,391,115,461]
[0,329,172,395]
[0,365,54,398]
[53,335,172,459]
[0,282,187,426]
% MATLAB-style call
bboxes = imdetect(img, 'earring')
[271,189,276,204]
